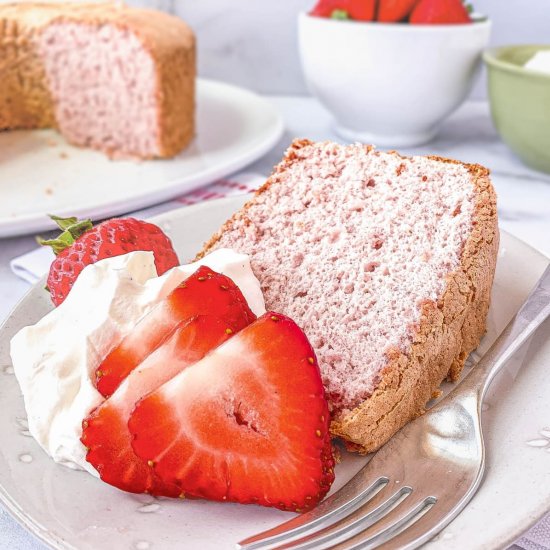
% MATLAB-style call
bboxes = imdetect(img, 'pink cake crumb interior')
[37,22,159,157]
[213,142,475,413]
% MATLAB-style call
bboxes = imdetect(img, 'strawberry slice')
[95,265,255,397]
[128,312,335,511]
[82,315,251,496]
[409,0,471,24]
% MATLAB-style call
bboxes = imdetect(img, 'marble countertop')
[0,96,549,549]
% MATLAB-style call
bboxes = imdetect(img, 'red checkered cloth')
[133,172,265,219]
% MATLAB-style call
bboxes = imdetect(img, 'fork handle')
[459,263,550,402]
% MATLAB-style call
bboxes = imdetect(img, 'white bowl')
[298,13,491,146]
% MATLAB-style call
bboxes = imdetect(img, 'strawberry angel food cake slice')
[199,139,499,453]
[10,138,498,515]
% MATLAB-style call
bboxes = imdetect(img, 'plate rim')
[0,79,284,238]
[0,197,549,550]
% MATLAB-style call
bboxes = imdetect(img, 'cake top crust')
[0,2,195,53]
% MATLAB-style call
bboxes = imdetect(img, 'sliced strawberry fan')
[82,267,256,496]
[376,0,418,22]
[410,0,471,24]
[46,213,338,510]
[83,315,253,496]
[129,312,335,511]
[94,265,256,397]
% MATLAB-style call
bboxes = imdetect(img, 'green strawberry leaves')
[331,8,350,19]
[37,215,93,255]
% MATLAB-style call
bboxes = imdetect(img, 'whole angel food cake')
[199,139,499,453]
[0,2,195,159]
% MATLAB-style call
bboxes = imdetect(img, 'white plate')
[0,196,549,550]
[0,80,283,238]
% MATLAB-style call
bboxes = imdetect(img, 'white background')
[130,0,550,96]
[3,0,547,96]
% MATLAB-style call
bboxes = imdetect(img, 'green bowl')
[484,45,550,174]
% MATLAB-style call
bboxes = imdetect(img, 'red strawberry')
[377,0,418,22]
[409,0,471,24]
[311,0,376,21]
[128,312,335,511]
[311,0,344,17]
[347,0,377,21]
[95,265,256,398]
[82,315,253,496]
[39,215,179,306]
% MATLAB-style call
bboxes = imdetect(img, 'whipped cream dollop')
[11,249,266,475]
[524,50,550,75]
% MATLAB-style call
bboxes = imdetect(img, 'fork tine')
[273,486,413,550]
[356,474,482,550]
[330,495,437,550]
[237,475,388,550]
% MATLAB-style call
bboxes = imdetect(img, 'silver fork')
[238,264,550,550]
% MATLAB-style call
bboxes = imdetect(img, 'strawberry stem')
[37,214,93,255]
[330,9,350,19]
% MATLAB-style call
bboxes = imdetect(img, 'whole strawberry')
[311,0,376,21]
[39,215,179,306]
[409,0,471,24]
[377,0,419,22]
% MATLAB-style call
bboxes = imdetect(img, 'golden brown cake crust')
[199,139,499,454]
[0,2,195,158]
[331,155,498,453]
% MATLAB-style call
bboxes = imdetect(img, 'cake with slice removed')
[0,3,195,159]
[198,139,499,453]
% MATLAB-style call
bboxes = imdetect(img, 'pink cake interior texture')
[214,142,475,413]
[37,23,159,157]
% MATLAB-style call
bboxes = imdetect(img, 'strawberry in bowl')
[311,0,377,20]
[79,259,334,509]
[301,0,489,146]
[310,0,473,24]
